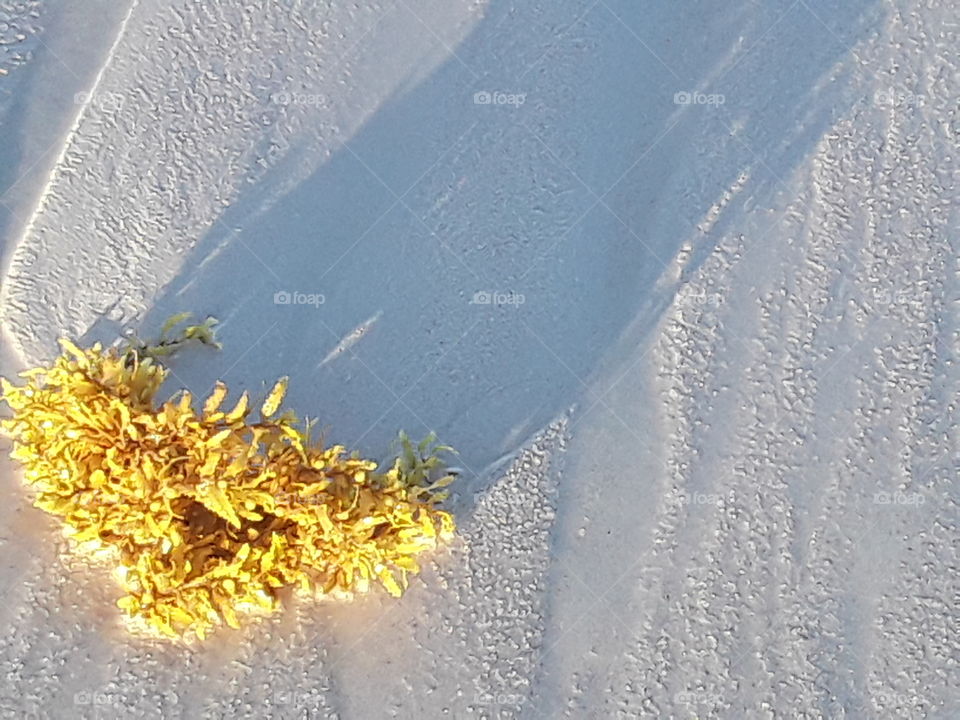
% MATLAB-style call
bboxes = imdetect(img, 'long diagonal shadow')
[131,0,880,491]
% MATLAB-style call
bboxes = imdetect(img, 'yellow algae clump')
[0,316,456,641]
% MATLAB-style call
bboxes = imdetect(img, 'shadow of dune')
[0,58,36,282]
[131,0,881,483]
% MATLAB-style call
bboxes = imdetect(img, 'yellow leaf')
[394,542,430,554]
[58,338,89,367]
[357,559,371,579]
[224,450,250,477]
[205,428,232,447]
[118,403,131,428]
[169,606,195,626]
[198,484,241,529]
[317,505,333,533]
[117,596,138,612]
[378,569,403,597]
[438,512,456,537]
[204,382,228,416]
[0,377,16,398]
[70,525,101,542]
[238,507,263,522]
[200,451,221,476]
[225,392,249,423]
[261,377,288,418]
[394,557,420,573]
[220,600,241,629]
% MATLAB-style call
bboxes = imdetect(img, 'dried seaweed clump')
[0,316,456,640]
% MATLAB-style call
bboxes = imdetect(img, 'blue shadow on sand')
[131,0,881,483]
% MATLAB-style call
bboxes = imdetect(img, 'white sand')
[1,0,957,718]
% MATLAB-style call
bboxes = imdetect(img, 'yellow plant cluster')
[0,317,456,640]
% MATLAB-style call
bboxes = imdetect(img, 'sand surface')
[1,1,957,718]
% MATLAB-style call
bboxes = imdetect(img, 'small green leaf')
[160,312,192,339]
[418,431,438,455]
